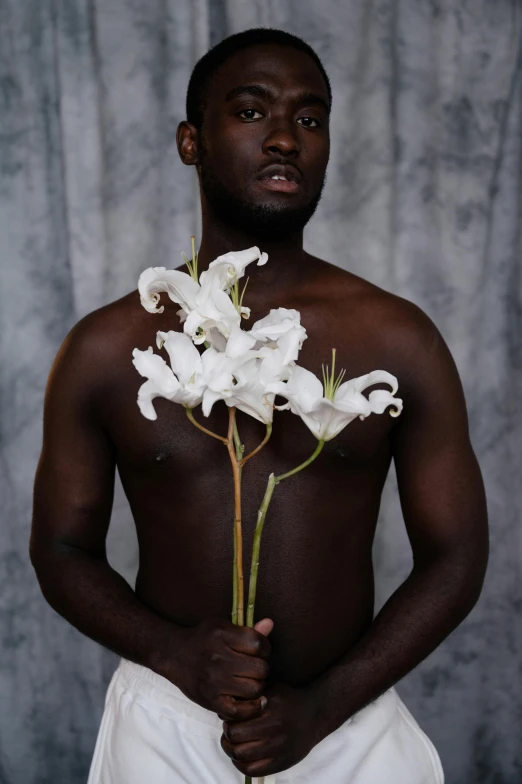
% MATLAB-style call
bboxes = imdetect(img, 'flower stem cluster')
[132,239,404,782]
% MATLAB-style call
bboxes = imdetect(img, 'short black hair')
[186,27,332,132]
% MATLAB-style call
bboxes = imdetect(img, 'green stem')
[275,439,325,482]
[246,440,325,628]
[232,525,238,625]
[227,408,245,626]
[231,421,243,625]
[239,423,272,467]
[185,407,228,443]
[233,420,244,461]
[246,474,276,627]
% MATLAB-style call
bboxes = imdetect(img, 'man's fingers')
[222,650,270,681]
[232,758,275,778]
[222,626,272,659]
[229,675,266,700]
[253,617,274,636]
[216,695,267,722]
[220,734,270,765]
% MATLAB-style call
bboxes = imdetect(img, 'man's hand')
[219,680,322,778]
[159,616,274,722]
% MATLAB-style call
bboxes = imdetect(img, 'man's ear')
[176,121,200,166]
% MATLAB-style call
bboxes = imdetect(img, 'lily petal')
[200,247,268,291]
[157,330,202,386]
[341,370,399,398]
[257,347,289,387]
[276,365,324,413]
[202,387,225,417]
[226,390,274,424]
[132,347,179,390]
[249,307,303,340]
[225,324,257,359]
[368,389,403,417]
[276,326,307,364]
[131,347,182,420]
[311,398,366,439]
[134,379,164,420]
[138,267,200,315]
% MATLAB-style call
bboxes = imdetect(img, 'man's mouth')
[257,163,302,193]
[259,176,300,192]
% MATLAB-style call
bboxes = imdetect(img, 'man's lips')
[257,163,302,193]
[258,178,300,193]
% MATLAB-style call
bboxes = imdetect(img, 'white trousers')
[87,659,444,784]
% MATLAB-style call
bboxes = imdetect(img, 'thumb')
[253,617,274,636]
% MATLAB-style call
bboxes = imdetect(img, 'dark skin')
[30,44,488,778]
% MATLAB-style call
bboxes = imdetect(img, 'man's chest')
[103,294,402,479]
[103,367,396,490]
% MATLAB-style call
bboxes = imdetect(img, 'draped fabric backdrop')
[1,1,520,782]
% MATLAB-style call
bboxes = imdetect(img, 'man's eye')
[297,117,321,128]
[238,109,263,120]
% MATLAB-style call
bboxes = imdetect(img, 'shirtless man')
[30,28,488,783]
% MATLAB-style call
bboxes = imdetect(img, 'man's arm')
[307,311,489,741]
[30,317,179,670]
[30,314,272,722]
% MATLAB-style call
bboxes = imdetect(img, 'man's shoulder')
[318,261,441,352]
[51,290,144,390]
[73,289,142,340]
[325,268,457,407]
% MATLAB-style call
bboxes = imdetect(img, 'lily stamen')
[323,348,347,402]
[181,236,199,282]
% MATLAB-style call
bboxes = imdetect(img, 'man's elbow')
[456,530,489,613]
[415,536,489,619]
[29,532,103,596]
[29,533,65,599]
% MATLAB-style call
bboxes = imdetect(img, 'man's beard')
[198,149,326,241]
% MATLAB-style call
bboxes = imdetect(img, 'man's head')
[177,28,332,242]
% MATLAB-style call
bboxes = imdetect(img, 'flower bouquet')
[132,238,403,782]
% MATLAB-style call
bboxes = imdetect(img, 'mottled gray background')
[1,1,521,782]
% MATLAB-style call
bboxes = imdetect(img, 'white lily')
[248,307,307,364]
[186,247,267,343]
[217,316,304,423]
[138,265,245,346]
[131,331,234,420]
[224,309,306,364]
[224,353,289,424]
[184,286,246,345]
[138,247,268,347]
[267,351,403,440]
[199,247,268,292]
[198,344,238,417]
[138,266,200,318]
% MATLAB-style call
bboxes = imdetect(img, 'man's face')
[195,44,330,241]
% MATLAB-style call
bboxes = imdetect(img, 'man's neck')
[195,218,317,294]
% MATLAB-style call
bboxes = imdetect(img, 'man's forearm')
[31,543,188,679]
[308,554,485,741]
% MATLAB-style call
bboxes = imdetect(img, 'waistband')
[114,658,225,733]
[113,657,399,734]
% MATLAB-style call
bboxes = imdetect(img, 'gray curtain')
[1,1,520,782]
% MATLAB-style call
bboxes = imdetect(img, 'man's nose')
[262,121,300,156]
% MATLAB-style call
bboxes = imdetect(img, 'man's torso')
[86,257,419,686]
